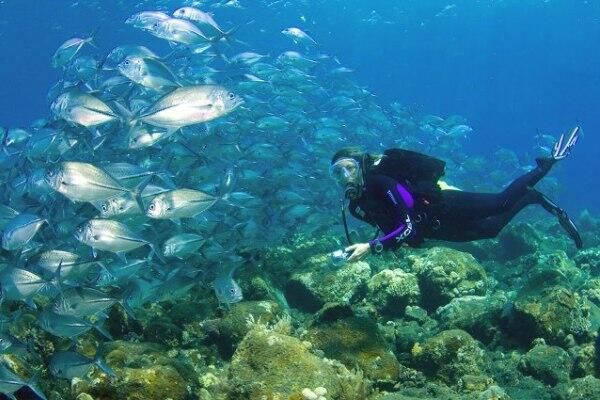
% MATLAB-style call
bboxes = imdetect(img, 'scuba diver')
[330,127,583,261]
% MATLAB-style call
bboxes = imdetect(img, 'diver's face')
[330,158,363,199]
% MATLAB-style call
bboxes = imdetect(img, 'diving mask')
[330,157,363,198]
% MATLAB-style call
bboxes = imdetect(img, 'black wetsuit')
[349,163,550,253]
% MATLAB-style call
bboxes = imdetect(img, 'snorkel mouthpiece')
[344,185,358,199]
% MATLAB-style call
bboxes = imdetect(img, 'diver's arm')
[367,175,416,253]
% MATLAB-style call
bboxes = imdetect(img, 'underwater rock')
[498,222,541,259]
[216,300,282,357]
[572,343,598,378]
[228,321,372,399]
[285,259,371,313]
[88,364,189,400]
[410,329,487,385]
[78,340,201,400]
[510,284,592,345]
[406,247,487,311]
[436,294,506,343]
[393,313,439,354]
[366,269,420,317]
[519,343,572,386]
[574,246,600,275]
[305,316,400,385]
[313,302,355,323]
[523,250,582,286]
[554,375,600,400]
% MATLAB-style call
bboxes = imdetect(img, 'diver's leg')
[472,126,583,214]
[445,190,538,241]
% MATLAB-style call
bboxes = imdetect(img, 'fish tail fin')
[111,100,135,126]
[87,26,101,48]
[93,320,113,340]
[211,21,250,46]
[119,295,137,320]
[94,351,117,379]
[27,371,47,400]
[148,243,166,264]
[128,174,153,215]
[88,26,101,45]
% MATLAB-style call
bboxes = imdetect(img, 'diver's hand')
[346,243,370,261]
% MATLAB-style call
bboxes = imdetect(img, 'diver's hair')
[331,147,381,174]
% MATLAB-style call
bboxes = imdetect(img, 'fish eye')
[229,288,235,293]
[149,204,155,211]
[101,205,108,212]
[228,92,235,100]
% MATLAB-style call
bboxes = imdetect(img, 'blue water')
[0,0,598,213]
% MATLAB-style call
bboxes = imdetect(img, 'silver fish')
[33,250,104,281]
[162,233,205,258]
[173,7,225,36]
[117,56,180,91]
[103,44,160,70]
[52,31,97,68]
[51,90,118,128]
[213,264,243,306]
[0,267,56,301]
[146,189,217,219]
[45,162,132,203]
[52,287,123,318]
[0,363,47,400]
[152,17,209,45]
[1,214,46,251]
[50,350,115,380]
[74,218,157,260]
[38,310,112,340]
[125,11,170,32]
[137,85,243,129]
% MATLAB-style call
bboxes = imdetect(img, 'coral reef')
[18,214,600,400]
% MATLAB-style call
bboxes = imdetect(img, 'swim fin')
[530,188,583,249]
[535,126,582,172]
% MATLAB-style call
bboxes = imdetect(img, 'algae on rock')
[411,329,487,385]
[228,320,373,399]
[406,247,488,311]
[305,316,401,385]
[366,269,420,317]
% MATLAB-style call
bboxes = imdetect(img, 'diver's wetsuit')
[349,163,551,252]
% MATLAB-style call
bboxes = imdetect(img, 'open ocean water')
[0,1,599,399]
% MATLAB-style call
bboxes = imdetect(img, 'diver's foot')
[558,209,583,249]
[535,157,556,172]
[528,188,583,249]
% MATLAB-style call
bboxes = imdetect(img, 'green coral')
[411,329,487,385]
[407,247,488,311]
[286,260,371,312]
[519,343,573,386]
[366,269,420,317]
[216,300,282,357]
[227,321,372,399]
[305,317,400,384]
[511,285,592,345]
[436,294,506,343]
